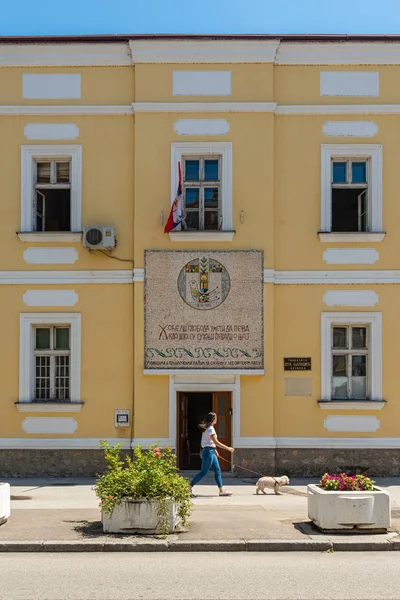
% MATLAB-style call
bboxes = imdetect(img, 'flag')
[164,161,185,233]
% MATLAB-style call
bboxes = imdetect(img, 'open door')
[177,393,189,470]
[213,392,232,471]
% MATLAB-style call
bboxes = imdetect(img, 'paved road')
[1,552,400,600]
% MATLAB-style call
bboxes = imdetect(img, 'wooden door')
[212,392,232,471]
[177,393,189,470]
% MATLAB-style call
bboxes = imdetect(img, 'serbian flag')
[164,161,185,233]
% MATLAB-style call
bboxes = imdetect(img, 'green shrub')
[95,441,192,536]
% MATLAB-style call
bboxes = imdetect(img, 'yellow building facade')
[1,35,399,476]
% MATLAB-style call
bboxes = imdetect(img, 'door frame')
[171,375,239,471]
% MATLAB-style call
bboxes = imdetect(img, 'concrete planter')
[307,484,391,531]
[0,483,10,526]
[101,498,179,534]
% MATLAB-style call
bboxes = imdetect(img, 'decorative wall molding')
[323,290,379,307]
[133,268,144,282]
[0,106,133,116]
[174,119,230,136]
[131,438,174,449]
[233,436,276,448]
[22,74,81,100]
[23,248,79,265]
[322,121,378,138]
[274,437,400,449]
[323,248,380,265]
[23,290,79,307]
[0,438,131,449]
[1,268,400,286]
[18,232,83,243]
[133,102,276,113]
[15,402,84,413]
[129,40,280,63]
[324,415,380,433]
[0,270,133,284]
[2,435,400,450]
[318,401,386,411]
[276,104,400,115]
[21,417,78,434]
[169,231,235,242]
[276,42,400,65]
[318,232,385,242]
[320,72,379,97]
[173,71,231,96]
[0,43,131,66]
[24,124,80,141]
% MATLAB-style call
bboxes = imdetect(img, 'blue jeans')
[190,447,223,489]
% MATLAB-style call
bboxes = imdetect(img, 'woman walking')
[190,412,234,497]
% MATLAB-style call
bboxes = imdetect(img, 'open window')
[34,160,71,232]
[320,145,384,242]
[20,145,82,241]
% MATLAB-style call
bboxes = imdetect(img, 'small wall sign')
[115,409,130,427]
[284,357,312,371]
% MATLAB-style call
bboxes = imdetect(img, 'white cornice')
[0,105,132,116]
[275,437,400,449]
[133,102,276,113]
[0,43,131,66]
[318,401,386,411]
[1,268,400,286]
[129,40,280,63]
[0,270,132,284]
[318,232,386,243]
[276,104,400,115]
[169,231,235,242]
[276,42,400,65]
[15,402,84,413]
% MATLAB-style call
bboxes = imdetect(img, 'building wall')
[1,38,400,475]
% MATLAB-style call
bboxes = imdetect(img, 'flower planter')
[0,483,10,526]
[101,498,179,535]
[307,484,391,531]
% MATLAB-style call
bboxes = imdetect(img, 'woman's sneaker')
[219,490,233,497]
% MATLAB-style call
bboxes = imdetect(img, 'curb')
[0,538,399,552]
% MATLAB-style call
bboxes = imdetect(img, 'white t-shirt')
[201,425,216,448]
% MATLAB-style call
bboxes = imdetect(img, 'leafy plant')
[320,473,375,492]
[95,442,192,536]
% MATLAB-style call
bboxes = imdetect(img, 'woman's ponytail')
[198,411,217,430]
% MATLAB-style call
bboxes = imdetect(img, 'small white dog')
[256,475,290,495]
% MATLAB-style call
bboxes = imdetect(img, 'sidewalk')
[1,477,400,551]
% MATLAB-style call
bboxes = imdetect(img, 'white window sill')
[318,400,386,411]
[318,232,386,243]
[17,232,83,243]
[15,402,84,413]
[169,231,235,242]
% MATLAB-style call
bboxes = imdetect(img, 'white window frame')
[320,144,383,242]
[321,312,382,402]
[20,145,82,240]
[170,142,233,242]
[19,313,81,403]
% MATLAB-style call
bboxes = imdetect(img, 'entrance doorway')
[177,391,232,471]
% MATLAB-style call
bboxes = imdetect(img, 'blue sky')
[1,0,400,36]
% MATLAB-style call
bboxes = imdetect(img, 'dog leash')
[217,454,280,484]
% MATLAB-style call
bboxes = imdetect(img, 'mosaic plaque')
[145,250,263,371]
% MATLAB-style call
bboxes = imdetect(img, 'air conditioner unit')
[83,226,116,249]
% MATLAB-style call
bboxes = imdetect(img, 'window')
[331,159,368,232]
[170,142,233,241]
[20,145,82,239]
[19,313,81,403]
[331,325,368,399]
[320,145,383,241]
[321,312,382,402]
[183,156,221,231]
[34,326,70,400]
[34,160,71,232]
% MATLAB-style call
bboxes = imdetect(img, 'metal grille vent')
[85,228,103,246]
